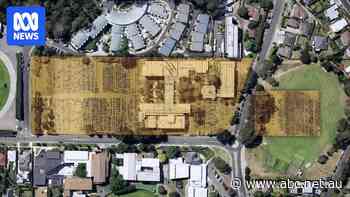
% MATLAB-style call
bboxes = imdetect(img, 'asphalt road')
[258,0,286,64]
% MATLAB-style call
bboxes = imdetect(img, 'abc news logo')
[7,6,45,46]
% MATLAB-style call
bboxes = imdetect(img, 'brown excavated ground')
[30,57,252,136]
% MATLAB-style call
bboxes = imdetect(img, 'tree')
[110,166,127,194]
[168,192,180,197]
[266,77,279,87]
[248,20,259,29]
[216,130,236,145]
[337,118,349,133]
[318,154,328,164]
[260,0,274,10]
[74,163,87,177]
[246,39,258,53]
[238,6,249,20]
[158,185,167,195]
[300,49,311,64]
[255,84,265,91]
[344,80,350,97]
[213,157,232,174]
[165,146,181,159]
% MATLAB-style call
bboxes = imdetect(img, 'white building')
[117,153,160,182]
[330,19,348,33]
[225,16,242,59]
[169,158,190,180]
[188,186,208,197]
[189,164,207,188]
[63,151,91,177]
[325,4,339,21]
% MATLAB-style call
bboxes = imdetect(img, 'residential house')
[248,7,259,21]
[116,153,160,182]
[187,164,208,197]
[312,36,328,52]
[17,150,32,183]
[325,5,339,22]
[90,151,110,184]
[330,19,348,33]
[302,0,316,6]
[277,46,293,59]
[301,21,315,38]
[287,18,300,29]
[63,177,92,197]
[284,32,297,47]
[169,158,190,180]
[0,152,6,168]
[33,150,63,186]
[291,4,307,20]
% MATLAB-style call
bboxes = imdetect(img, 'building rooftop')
[325,4,339,22]
[90,152,109,184]
[139,14,161,37]
[169,22,186,41]
[33,150,63,186]
[277,46,292,59]
[287,18,300,29]
[176,4,190,23]
[64,151,89,163]
[330,18,348,33]
[312,36,328,51]
[284,32,297,47]
[148,3,168,19]
[158,37,177,56]
[189,164,207,188]
[341,31,350,47]
[169,158,190,180]
[188,186,208,197]
[118,153,160,182]
[0,152,6,167]
[301,21,314,38]
[110,25,123,52]
[63,177,93,191]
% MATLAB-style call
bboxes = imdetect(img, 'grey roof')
[313,36,328,51]
[71,31,90,49]
[277,46,292,59]
[110,25,123,52]
[190,41,204,52]
[33,150,63,186]
[169,22,186,41]
[301,21,315,38]
[148,3,168,18]
[139,14,161,37]
[284,32,297,47]
[287,18,300,29]
[158,37,176,56]
[19,151,31,172]
[197,14,210,25]
[195,23,208,34]
[130,35,145,51]
[90,15,108,39]
[191,31,204,43]
[185,152,202,165]
[126,24,139,38]
[303,0,316,5]
[176,4,190,23]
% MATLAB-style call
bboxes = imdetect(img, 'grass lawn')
[0,61,10,110]
[109,190,156,197]
[264,64,345,167]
